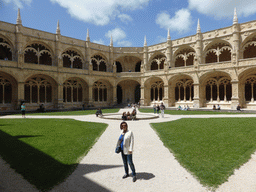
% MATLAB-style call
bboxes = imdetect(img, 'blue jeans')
[121,150,136,176]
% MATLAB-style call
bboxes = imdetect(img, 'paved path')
[1,109,256,191]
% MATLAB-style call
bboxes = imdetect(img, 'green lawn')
[139,108,250,115]
[151,118,256,188]
[22,108,120,116]
[0,119,108,191]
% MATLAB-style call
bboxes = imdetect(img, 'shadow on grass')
[0,130,121,192]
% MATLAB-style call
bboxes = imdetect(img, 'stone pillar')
[193,83,200,108]
[15,27,23,68]
[163,84,169,107]
[113,61,116,74]
[113,85,117,105]
[140,86,145,106]
[143,37,148,71]
[88,85,93,106]
[232,25,240,65]
[167,36,173,69]
[57,83,64,108]
[17,82,25,104]
[231,80,239,109]
[195,34,202,65]
[86,41,92,73]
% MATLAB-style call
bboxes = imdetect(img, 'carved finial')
[197,19,201,33]
[56,20,60,34]
[16,8,22,25]
[167,29,171,40]
[86,29,90,41]
[233,8,238,24]
[110,35,113,46]
[144,36,147,46]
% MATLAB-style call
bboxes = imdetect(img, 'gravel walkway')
[1,110,256,192]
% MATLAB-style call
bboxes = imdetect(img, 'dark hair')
[120,121,128,130]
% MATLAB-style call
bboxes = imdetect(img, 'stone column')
[140,86,145,106]
[167,36,173,69]
[193,83,200,108]
[88,85,93,106]
[163,84,169,107]
[113,85,117,105]
[231,80,239,109]
[17,82,25,104]
[57,83,64,108]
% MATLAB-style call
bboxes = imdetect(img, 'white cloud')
[50,0,150,26]
[118,14,133,23]
[156,9,192,33]
[93,39,105,45]
[105,28,126,42]
[117,40,132,47]
[188,0,256,19]
[3,0,31,8]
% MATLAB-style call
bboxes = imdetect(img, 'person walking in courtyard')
[160,102,165,118]
[153,103,156,114]
[118,121,136,182]
[21,102,26,118]
[156,105,160,114]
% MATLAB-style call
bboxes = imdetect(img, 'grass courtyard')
[151,118,256,188]
[0,118,107,191]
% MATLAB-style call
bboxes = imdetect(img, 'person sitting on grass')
[216,104,220,110]
[177,105,182,110]
[213,104,216,110]
[96,108,102,117]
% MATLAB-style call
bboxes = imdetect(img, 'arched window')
[150,81,164,101]
[116,61,122,72]
[175,48,195,67]
[135,61,141,72]
[62,50,83,69]
[24,43,52,65]
[243,42,256,59]
[205,43,231,64]
[91,55,107,72]
[63,79,83,103]
[0,76,12,104]
[150,55,166,70]
[0,38,12,61]
[93,81,107,102]
[25,77,52,103]
[175,80,194,101]
[205,77,231,102]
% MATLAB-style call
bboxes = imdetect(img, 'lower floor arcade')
[1,68,256,111]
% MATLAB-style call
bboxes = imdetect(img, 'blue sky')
[1,0,256,47]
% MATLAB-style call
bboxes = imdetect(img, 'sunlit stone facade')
[1,9,256,111]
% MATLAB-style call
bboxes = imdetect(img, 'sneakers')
[133,176,137,182]
[122,174,129,179]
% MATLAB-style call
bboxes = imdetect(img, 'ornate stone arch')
[61,48,84,69]
[91,54,108,72]
[24,42,53,65]
[24,74,58,104]
[149,54,166,71]
[0,35,14,61]
[203,40,232,63]
[0,71,18,107]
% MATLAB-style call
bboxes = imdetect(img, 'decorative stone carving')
[248,24,252,28]
[215,30,219,37]
[223,30,227,34]
[208,34,211,37]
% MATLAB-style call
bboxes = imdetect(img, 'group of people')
[177,105,190,111]
[122,109,136,120]
[212,104,221,110]
[153,103,165,118]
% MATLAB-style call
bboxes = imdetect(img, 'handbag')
[115,134,124,154]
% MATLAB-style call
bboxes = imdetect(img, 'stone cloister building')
[1,9,256,111]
